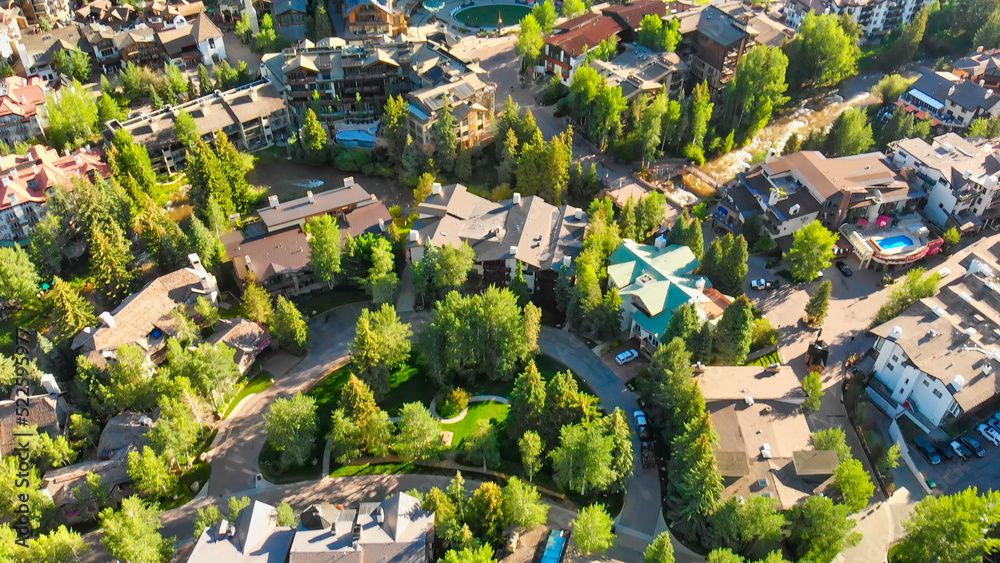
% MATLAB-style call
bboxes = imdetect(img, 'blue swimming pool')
[540,531,567,563]
[877,235,913,250]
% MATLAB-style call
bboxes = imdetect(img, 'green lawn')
[292,289,368,318]
[745,350,784,367]
[442,402,510,446]
[380,361,436,417]
[222,372,274,419]
[330,461,416,477]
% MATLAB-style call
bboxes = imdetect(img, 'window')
[874,337,884,352]
[904,378,909,384]
[922,380,930,387]
[892,355,899,362]
[933,389,943,398]
[887,363,895,371]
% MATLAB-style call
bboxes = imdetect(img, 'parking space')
[600,339,649,384]
[906,423,1000,494]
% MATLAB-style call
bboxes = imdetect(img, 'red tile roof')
[601,0,669,30]
[0,145,111,212]
[0,76,45,119]
[546,15,623,58]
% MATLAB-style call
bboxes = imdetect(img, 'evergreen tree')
[273,296,309,353]
[351,304,412,396]
[383,95,409,162]
[431,103,459,173]
[90,220,135,302]
[804,280,832,326]
[47,277,97,342]
[301,108,328,161]
[620,196,638,240]
[667,411,723,544]
[823,107,874,157]
[667,212,704,259]
[400,134,424,184]
[663,302,703,346]
[644,532,676,563]
[509,361,546,438]
[573,503,616,555]
[0,244,40,303]
[712,295,754,365]
[508,260,531,307]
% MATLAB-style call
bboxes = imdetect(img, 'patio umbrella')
[857,219,869,226]
[876,215,891,227]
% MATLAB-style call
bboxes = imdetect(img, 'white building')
[783,0,934,36]
[889,133,1000,231]
[867,257,1000,431]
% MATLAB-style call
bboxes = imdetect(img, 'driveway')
[539,327,703,563]
[207,302,369,496]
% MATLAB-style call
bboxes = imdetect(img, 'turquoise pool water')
[877,235,913,250]
[540,532,567,563]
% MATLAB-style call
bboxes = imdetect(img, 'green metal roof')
[607,240,700,289]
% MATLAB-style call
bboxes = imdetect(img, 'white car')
[978,423,1000,446]
[615,349,639,365]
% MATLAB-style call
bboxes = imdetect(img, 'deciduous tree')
[509,362,546,438]
[787,221,838,282]
[549,423,616,495]
[786,13,860,89]
[895,487,1000,563]
[101,497,174,563]
[802,370,824,414]
[351,304,412,396]
[804,280,832,326]
[273,296,309,353]
[395,402,442,461]
[264,393,318,468]
[45,80,99,150]
[573,503,616,555]
[518,430,543,482]
[502,477,548,529]
[788,495,860,562]
[242,283,273,324]
[721,46,789,145]
[644,532,676,563]
[0,244,40,303]
[306,214,342,286]
[712,496,786,559]
[516,15,544,68]
[383,95,409,162]
[833,458,874,512]
[128,446,177,498]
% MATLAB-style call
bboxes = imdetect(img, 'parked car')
[751,278,779,290]
[987,413,1000,433]
[951,440,973,461]
[633,410,648,437]
[913,436,941,464]
[933,441,956,462]
[978,423,1000,446]
[616,349,639,365]
[960,435,987,457]
[835,261,853,277]
[640,441,654,468]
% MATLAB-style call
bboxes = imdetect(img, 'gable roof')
[19,26,91,67]
[70,262,217,361]
[907,68,1000,113]
[157,13,222,55]
[0,393,59,455]
[222,227,311,283]
[608,239,700,287]
[96,410,158,458]
[761,150,907,200]
[42,444,134,507]
[209,318,269,355]
[545,15,623,58]
[0,75,45,119]
[189,500,296,562]
[257,182,374,229]
[0,145,111,213]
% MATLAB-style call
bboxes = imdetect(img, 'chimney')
[948,85,956,96]
[307,190,314,203]
[988,89,995,99]
[99,311,116,328]
[200,101,210,115]
[188,253,204,271]
[431,182,442,195]
[509,245,518,256]
[512,192,521,204]
[18,94,25,104]
[250,88,259,102]
[768,188,782,206]
[378,218,385,232]
[40,373,60,394]
[654,235,667,249]
[981,79,986,87]
[344,176,355,187]
[268,195,280,208]
[74,154,80,165]
[696,277,706,292]
[575,208,584,221]
[408,229,419,242]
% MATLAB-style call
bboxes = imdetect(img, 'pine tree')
[273,296,309,353]
[382,95,409,162]
[431,103,459,173]
[401,135,424,184]
[301,108,328,161]
[620,196,638,240]
[47,277,97,342]
[712,295,754,365]
[508,261,530,307]
[804,280,832,327]
[242,283,274,325]
[90,220,135,302]
[509,361,546,438]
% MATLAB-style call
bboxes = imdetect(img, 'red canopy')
[858,219,869,226]
[876,215,891,227]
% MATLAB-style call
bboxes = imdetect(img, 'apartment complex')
[889,133,1000,231]
[272,0,307,40]
[544,13,624,85]
[343,0,405,38]
[262,38,495,149]
[104,80,290,174]
[407,183,588,297]
[13,24,90,82]
[675,2,793,94]
[719,150,921,238]
[784,0,934,36]
[0,74,46,146]
[589,44,687,102]
[867,255,1000,430]
[897,69,1000,130]
[0,144,110,241]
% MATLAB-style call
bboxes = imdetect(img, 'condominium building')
[343,0,405,39]
[104,80,290,174]
[0,144,110,241]
[0,74,46,146]
[784,0,935,36]
[13,25,91,82]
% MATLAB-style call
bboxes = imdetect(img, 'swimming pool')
[876,235,914,250]
[540,530,567,563]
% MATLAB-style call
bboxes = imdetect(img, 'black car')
[835,261,853,277]
[934,442,956,462]
[913,436,942,464]
[960,435,987,458]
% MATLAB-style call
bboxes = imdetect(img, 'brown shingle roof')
[223,227,311,283]
[0,394,58,455]
[761,151,906,200]
[257,184,374,230]
[545,15,623,58]
[343,202,391,237]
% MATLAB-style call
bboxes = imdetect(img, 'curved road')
[127,303,695,562]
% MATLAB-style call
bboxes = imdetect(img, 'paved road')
[540,327,703,563]
[207,302,368,496]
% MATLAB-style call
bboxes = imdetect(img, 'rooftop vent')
[966,327,978,337]
[929,328,938,338]
[99,311,115,328]
[889,325,904,341]
[344,176,355,187]
[512,192,521,204]
[509,245,518,256]
[789,203,800,215]
[932,306,946,317]
[951,374,965,391]
[268,195,279,208]
[307,190,314,204]
[408,229,418,242]
[960,292,973,303]
[431,182,442,195]
[575,208,584,221]
[744,396,754,406]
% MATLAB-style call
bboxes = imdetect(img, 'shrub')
[437,386,470,418]
[750,318,779,351]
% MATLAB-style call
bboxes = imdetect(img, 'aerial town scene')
[1,0,1000,560]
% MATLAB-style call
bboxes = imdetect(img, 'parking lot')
[601,339,650,384]
[904,416,1000,494]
